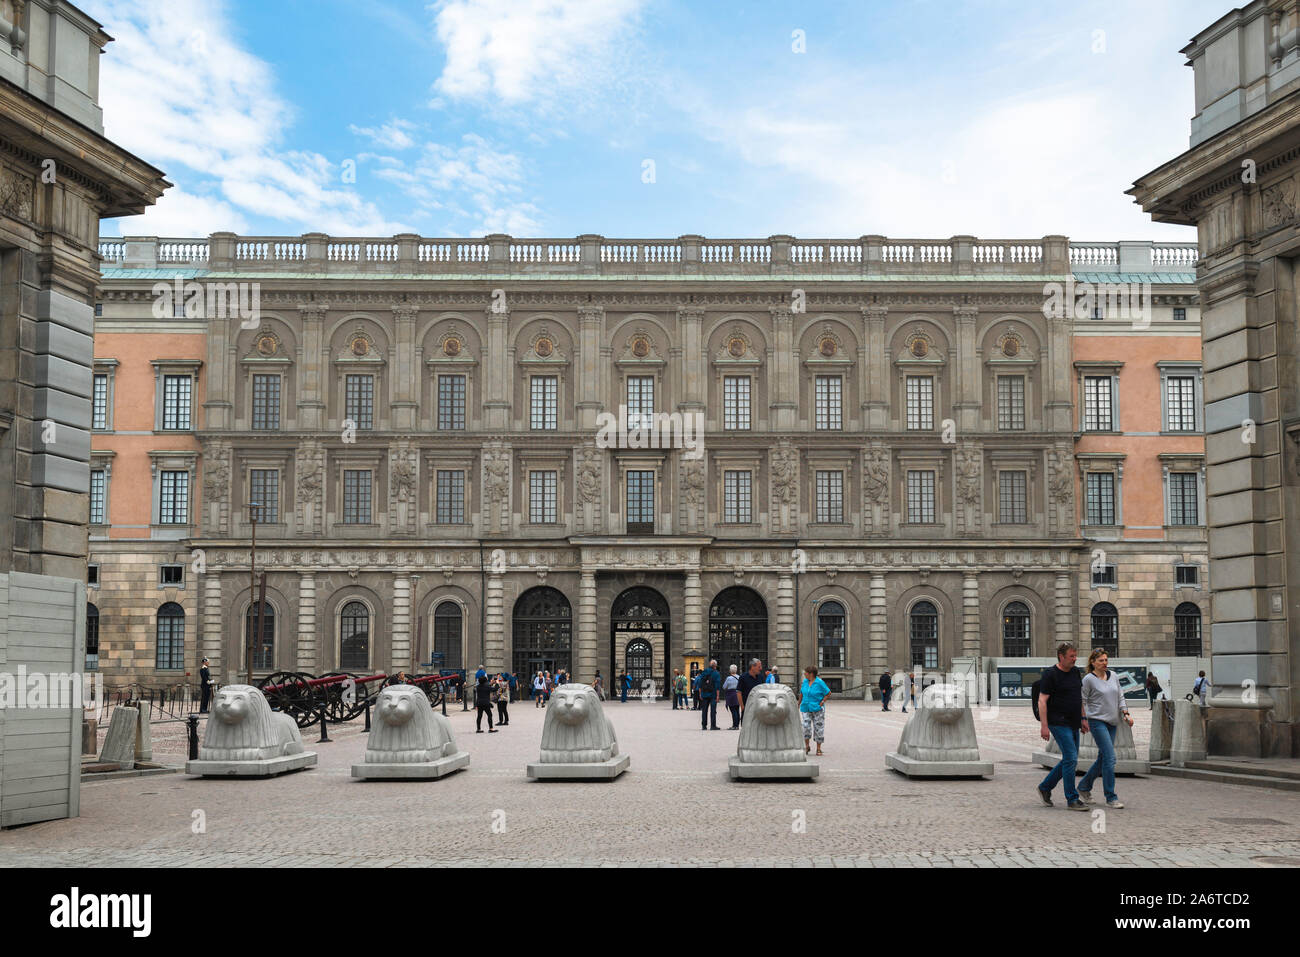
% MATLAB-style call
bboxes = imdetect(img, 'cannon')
[257,671,444,727]
[384,671,456,709]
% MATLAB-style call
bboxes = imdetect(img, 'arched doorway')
[610,586,670,699]
[708,587,767,678]
[512,587,572,684]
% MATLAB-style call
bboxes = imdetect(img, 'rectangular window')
[89,470,106,524]
[530,376,558,430]
[87,564,99,587]
[438,375,466,430]
[627,376,655,430]
[626,470,654,533]
[1091,563,1117,587]
[92,374,108,430]
[998,471,1028,524]
[1169,472,1199,526]
[905,376,934,430]
[1085,473,1116,526]
[815,375,842,430]
[1176,564,1199,586]
[342,469,372,524]
[723,470,753,523]
[159,470,189,524]
[529,471,557,523]
[156,613,185,670]
[344,374,374,430]
[436,470,465,524]
[249,468,279,524]
[723,376,751,430]
[1166,376,1197,432]
[159,564,184,587]
[997,376,1025,430]
[815,470,843,523]
[1173,307,1187,321]
[1083,376,1115,431]
[251,374,281,430]
[162,375,192,430]
[906,470,935,524]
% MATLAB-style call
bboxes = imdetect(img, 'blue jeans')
[1038,725,1081,803]
[1080,721,1118,802]
[700,698,717,729]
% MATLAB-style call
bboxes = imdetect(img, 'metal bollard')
[363,699,371,733]
[441,691,447,716]
[317,704,331,743]
[186,714,200,760]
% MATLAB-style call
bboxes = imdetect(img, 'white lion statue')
[538,683,619,764]
[365,685,460,764]
[200,685,305,761]
[896,684,981,762]
[738,684,805,764]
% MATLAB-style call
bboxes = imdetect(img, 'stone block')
[36,289,95,336]
[353,752,470,780]
[527,754,629,780]
[1211,652,1289,687]
[99,706,136,770]
[134,711,152,762]
[1205,392,1263,434]
[1205,708,1295,758]
[186,753,317,778]
[1150,701,1174,762]
[81,717,96,756]
[1170,699,1208,767]
[728,756,820,780]
[886,752,994,777]
[1211,620,1275,654]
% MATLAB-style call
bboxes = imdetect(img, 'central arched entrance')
[708,587,768,678]
[610,586,669,699]
[512,587,572,684]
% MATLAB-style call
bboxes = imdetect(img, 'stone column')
[683,570,703,654]
[776,573,795,675]
[297,572,317,671]
[1054,572,1072,650]
[483,304,511,430]
[963,573,981,657]
[770,307,797,430]
[391,573,412,670]
[201,570,224,679]
[1044,309,1075,434]
[297,303,327,430]
[578,570,598,683]
[576,305,604,431]
[862,306,889,429]
[484,569,505,671]
[391,304,418,430]
[679,305,706,413]
[954,305,980,432]
[869,573,888,680]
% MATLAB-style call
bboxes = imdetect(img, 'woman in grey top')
[1078,648,1132,809]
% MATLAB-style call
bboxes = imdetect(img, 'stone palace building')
[88,232,1208,696]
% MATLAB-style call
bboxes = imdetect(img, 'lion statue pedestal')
[885,685,993,778]
[1033,716,1148,775]
[728,684,818,781]
[526,683,629,780]
[185,685,317,778]
[352,685,470,780]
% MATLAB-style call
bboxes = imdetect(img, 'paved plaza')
[2,699,1299,868]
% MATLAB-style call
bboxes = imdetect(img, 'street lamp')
[246,500,261,686]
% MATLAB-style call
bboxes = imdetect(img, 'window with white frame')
[1091,563,1117,587]
[906,470,935,523]
[1164,375,1198,432]
[159,470,189,524]
[344,374,374,430]
[1168,472,1199,525]
[92,374,109,430]
[1085,472,1116,526]
[89,470,106,524]
[529,470,558,523]
[627,376,655,430]
[530,376,558,430]
[997,375,1025,430]
[723,376,751,430]
[249,468,279,523]
[814,375,842,430]
[626,470,654,533]
[905,375,934,430]
[162,375,192,430]
[1175,564,1199,587]
[723,470,752,523]
[252,374,281,430]
[438,375,466,430]
[815,470,843,523]
[1083,376,1116,431]
[998,471,1028,524]
[436,470,465,524]
[342,469,372,524]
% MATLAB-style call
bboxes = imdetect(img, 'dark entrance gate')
[610,586,669,700]
[708,586,768,679]
[512,587,572,685]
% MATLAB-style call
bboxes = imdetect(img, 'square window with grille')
[438,375,466,430]
[249,468,279,523]
[159,470,189,524]
[1085,472,1115,526]
[529,470,558,523]
[1165,376,1197,431]
[252,374,281,430]
[1176,564,1199,586]
[626,470,654,533]
[342,469,372,524]
[998,471,1028,523]
[530,376,558,430]
[1168,472,1199,525]
[1083,376,1114,431]
[90,470,106,524]
[344,374,374,430]
[906,470,935,523]
[627,376,655,430]
[436,470,465,524]
[1173,307,1187,321]
[815,375,842,430]
[723,376,751,430]
[723,470,752,523]
[905,375,934,430]
[815,470,843,523]
[997,375,1025,430]
[92,374,108,430]
[162,375,192,430]
[1091,563,1117,587]
[159,564,184,586]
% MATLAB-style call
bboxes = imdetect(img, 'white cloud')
[105,186,248,237]
[349,120,419,150]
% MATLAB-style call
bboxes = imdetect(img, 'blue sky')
[88,0,1226,242]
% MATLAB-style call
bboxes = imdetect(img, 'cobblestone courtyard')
[3,699,1299,867]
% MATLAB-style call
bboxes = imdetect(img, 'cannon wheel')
[321,672,369,724]
[257,671,319,728]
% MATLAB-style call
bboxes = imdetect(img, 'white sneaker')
[1106,799,1125,809]
[1077,790,1092,804]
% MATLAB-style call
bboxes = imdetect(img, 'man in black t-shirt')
[1036,642,1089,810]
[737,658,765,721]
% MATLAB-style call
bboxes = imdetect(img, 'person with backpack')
[697,659,722,730]
[1035,641,1089,811]
[1145,672,1162,710]
[1077,648,1130,809]
[474,674,498,733]
[879,671,893,711]
[1193,671,1209,706]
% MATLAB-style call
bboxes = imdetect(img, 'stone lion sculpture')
[737,684,805,764]
[200,685,305,761]
[895,684,981,762]
[365,685,460,764]
[538,683,619,763]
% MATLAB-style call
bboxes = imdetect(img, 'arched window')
[246,601,274,671]
[433,601,463,670]
[708,587,768,678]
[340,601,370,670]
[156,602,185,670]
[85,602,100,671]
[817,600,846,669]
[909,601,938,668]
[1174,602,1202,657]
[1002,601,1030,657]
[1090,602,1118,656]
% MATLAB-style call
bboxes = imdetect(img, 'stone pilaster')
[483,304,511,430]
[391,573,411,670]
[679,305,706,412]
[683,570,703,654]
[862,306,889,429]
[481,443,512,535]
[776,573,795,674]
[296,572,316,671]
[202,570,224,679]
[770,306,797,429]
[954,305,980,433]
[869,574,888,679]
[576,305,604,431]
[484,569,505,671]
[1054,572,1072,651]
[963,573,981,657]
[390,303,418,430]
[295,441,326,537]
[578,570,598,683]
[297,303,327,430]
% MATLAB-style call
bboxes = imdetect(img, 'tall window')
[997,375,1025,430]
[1085,473,1115,526]
[89,470,106,524]
[252,374,280,430]
[905,375,934,430]
[249,469,279,524]
[246,601,274,671]
[340,601,370,669]
[1090,602,1118,656]
[998,471,1028,524]
[1002,601,1030,656]
[155,602,185,670]
[1165,376,1197,432]
[344,374,374,430]
[723,470,752,523]
[342,469,372,524]
[626,470,654,533]
[817,601,846,669]
[723,376,751,430]
[627,376,655,430]
[92,374,108,430]
[815,375,842,430]
[159,471,189,524]
[438,374,466,430]
[85,603,99,670]
[1168,472,1199,526]
[815,470,843,523]
[906,470,935,523]
[530,376,557,429]
[433,601,463,669]
[162,375,192,430]
[909,601,939,668]
[436,470,465,524]
[529,470,557,523]
[1083,376,1115,431]
[1174,602,1202,657]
